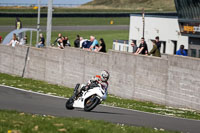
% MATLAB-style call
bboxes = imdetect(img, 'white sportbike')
[65,81,105,111]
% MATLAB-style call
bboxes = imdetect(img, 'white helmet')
[101,70,109,82]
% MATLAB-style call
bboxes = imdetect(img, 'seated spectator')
[148,40,161,57]
[19,35,28,45]
[36,33,45,48]
[82,39,92,49]
[74,35,80,48]
[96,38,106,53]
[80,37,86,48]
[53,33,62,47]
[63,36,71,47]
[8,33,19,47]
[131,40,138,53]
[89,36,98,51]
[176,45,187,56]
[135,37,148,55]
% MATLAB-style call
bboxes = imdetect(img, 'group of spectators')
[53,34,106,53]
[52,33,70,49]
[131,36,187,57]
[6,33,28,47]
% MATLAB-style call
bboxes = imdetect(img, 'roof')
[130,12,178,19]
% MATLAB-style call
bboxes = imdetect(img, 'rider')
[78,70,110,100]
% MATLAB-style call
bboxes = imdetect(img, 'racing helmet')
[101,70,109,82]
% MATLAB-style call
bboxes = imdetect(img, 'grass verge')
[0,110,177,133]
[1,30,129,51]
[0,73,200,120]
[0,17,130,26]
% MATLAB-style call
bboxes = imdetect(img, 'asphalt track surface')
[0,85,200,133]
[0,25,129,32]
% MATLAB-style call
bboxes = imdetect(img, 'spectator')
[8,33,19,47]
[62,36,71,47]
[53,33,62,47]
[15,17,22,30]
[89,36,98,51]
[82,39,92,50]
[135,37,148,55]
[176,45,187,56]
[0,36,2,43]
[19,35,27,45]
[36,33,45,48]
[80,37,86,48]
[148,40,161,57]
[74,35,80,48]
[97,38,106,53]
[155,36,161,51]
[131,40,138,53]
[16,17,23,39]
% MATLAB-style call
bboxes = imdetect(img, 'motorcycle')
[65,81,105,111]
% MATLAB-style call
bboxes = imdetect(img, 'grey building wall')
[0,45,200,110]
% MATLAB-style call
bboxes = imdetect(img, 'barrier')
[0,44,200,110]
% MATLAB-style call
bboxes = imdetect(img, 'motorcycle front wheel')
[84,95,100,112]
[65,97,74,110]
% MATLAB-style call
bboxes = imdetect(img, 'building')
[128,13,188,55]
[175,0,200,58]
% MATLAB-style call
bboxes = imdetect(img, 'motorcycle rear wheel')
[84,95,100,112]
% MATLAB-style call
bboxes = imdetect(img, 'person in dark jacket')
[74,35,80,48]
[155,36,161,51]
[148,40,161,57]
[176,45,187,56]
[97,38,106,53]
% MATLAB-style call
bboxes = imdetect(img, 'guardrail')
[113,40,130,52]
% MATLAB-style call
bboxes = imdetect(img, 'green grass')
[1,30,129,51]
[0,73,200,120]
[0,110,177,133]
[0,17,130,26]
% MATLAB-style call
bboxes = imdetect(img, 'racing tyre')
[65,97,74,110]
[84,95,100,112]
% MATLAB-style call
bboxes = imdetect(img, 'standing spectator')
[36,33,45,48]
[148,40,161,57]
[74,35,80,48]
[96,38,106,53]
[15,17,22,30]
[15,17,23,39]
[176,45,187,56]
[89,36,98,51]
[8,33,19,47]
[131,40,138,53]
[155,36,161,51]
[0,36,2,43]
[135,37,148,55]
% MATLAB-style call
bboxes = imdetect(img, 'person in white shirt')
[8,33,19,47]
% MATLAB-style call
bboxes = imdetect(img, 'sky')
[0,0,92,5]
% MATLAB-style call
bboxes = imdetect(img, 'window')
[199,50,200,58]
[191,49,196,57]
